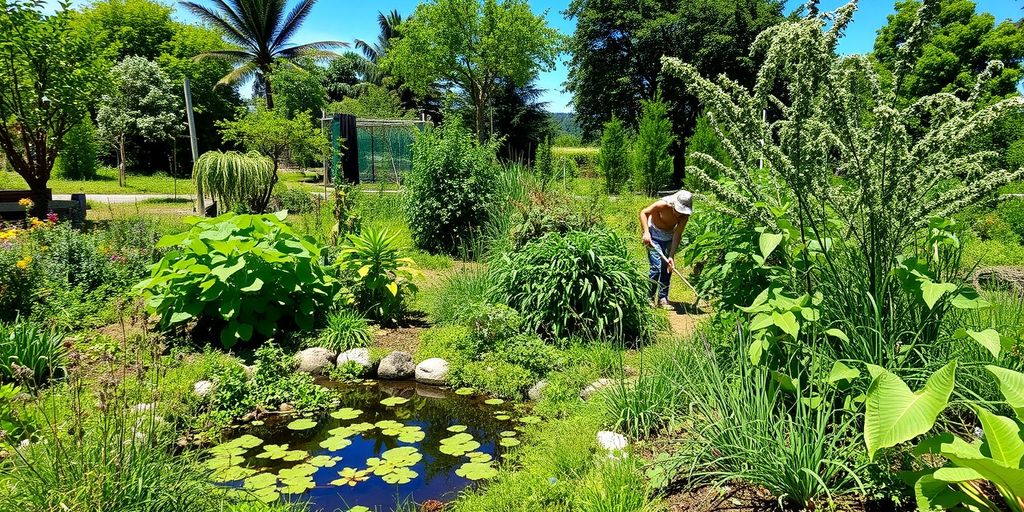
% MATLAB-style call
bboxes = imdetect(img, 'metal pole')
[184,78,202,212]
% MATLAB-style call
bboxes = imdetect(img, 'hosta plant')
[135,212,342,347]
[335,227,418,324]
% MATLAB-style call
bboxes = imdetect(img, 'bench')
[0,189,84,223]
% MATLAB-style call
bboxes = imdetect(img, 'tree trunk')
[265,79,275,111]
[255,160,280,213]
[118,138,127,188]
[24,175,50,219]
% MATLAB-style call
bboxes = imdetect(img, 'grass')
[552,146,599,158]
[0,167,327,196]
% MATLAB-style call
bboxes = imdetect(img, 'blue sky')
[52,0,1024,112]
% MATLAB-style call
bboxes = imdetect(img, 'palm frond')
[180,1,252,49]
[273,0,315,50]
[216,61,258,87]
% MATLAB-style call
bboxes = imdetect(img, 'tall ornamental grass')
[193,151,274,214]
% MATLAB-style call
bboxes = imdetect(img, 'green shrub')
[534,137,553,185]
[491,228,655,343]
[314,309,372,351]
[209,344,334,418]
[0,318,66,383]
[457,301,524,350]
[271,185,317,214]
[492,333,565,377]
[431,267,493,325]
[596,116,631,194]
[406,119,499,254]
[602,373,678,438]
[972,212,1020,245]
[0,231,41,322]
[135,212,341,347]
[0,383,33,442]
[192,151,275,213]
[574,458,661,512]
[997,198,1024,241]
[335,226,418,324]
[55,117,98,180]
[456,357,535,398]
[631,94,674,196]
[415,325,474,365]
[552,155,579,183]
[507,189,601,251]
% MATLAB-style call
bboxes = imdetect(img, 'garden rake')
[650,242,703,311]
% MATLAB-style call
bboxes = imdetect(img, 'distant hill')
[550,112,582,137]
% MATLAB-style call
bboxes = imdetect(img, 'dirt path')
[665,302,711,339]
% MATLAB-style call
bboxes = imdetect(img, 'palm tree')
[181,0,346,109]
[353,10,402,85]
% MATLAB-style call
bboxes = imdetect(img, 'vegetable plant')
[135,212,342,347]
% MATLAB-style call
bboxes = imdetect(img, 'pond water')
[205,380,540,512]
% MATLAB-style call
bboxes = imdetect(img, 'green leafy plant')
[0,318,66,383]
[335,226,418,324]
[491,228,655,343]
[405,119,499,254]
[631,93,674,196]
[192,151,275,214]
[270,185,316,214]
[534,136,553,187]
[596,116,631,194]
[209,344,334,418]
[314,309,372,352]
[55,117,99,180]
[135,212,341,347]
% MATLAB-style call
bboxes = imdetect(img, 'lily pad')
[456,461,498,481]
[376,419,405,436]
[500,431,518,437]
[328,426,357,438]
[330,407,362,420]
[320,436,354,451]
[455,387,475,395]
[439,433,480,457]
[518,415,541,424]
[309,455,342,468]
[204,452,245,471]
[255,444,307,462]
[494,414,511,421]
[347,422,375,432]
[229,434,264,449]
[380,396,409,406]
[499,437,521,447]
[484,398,504,406]
[243,472,278,491]
[252,486,280,503]
[250,420,265,426]
[278,464,317,479]
[211,465,256,483]
[397,426,425,443]
[381,466,418,485]
[466,452,493,463]
[286,418,318,431]
[348,507,371,512]
[208,444,246,457]
[330,467,371,487]
[447,424,468,433]
[279,475,315,494]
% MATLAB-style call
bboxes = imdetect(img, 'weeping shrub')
[192,151,275,214]
[490,228,655,344]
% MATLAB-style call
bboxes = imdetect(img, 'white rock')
[295,347,337,375]
[528,379,549,401]
[415,358,450,385]
[193,380,215,397]
[596,431,629,459]
[337,348,372,370]
[377,351,415,380]
[580,378,615,400]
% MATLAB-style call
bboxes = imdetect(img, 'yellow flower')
[15,256,31,269]
[29,218,45,228]
[17,198,33,208]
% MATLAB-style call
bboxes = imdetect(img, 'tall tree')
[382,0,562,141]
[566,0,783,182]
[355,10,403,85]
[0,0,108,215]
[72,0,174,61]
[874,0,1024,102]
[268,59,327,122]
[96,56,181,187]
[181,0,346,109]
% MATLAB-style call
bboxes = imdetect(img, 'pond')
[205,380,540,512]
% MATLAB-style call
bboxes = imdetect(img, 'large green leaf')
[967,329,1003,358]
[921,280,957,310]
[758,232,784,260]
[975,407,1024,468]
[940,435,1024,501]
[987,366,1024,422]
[864,361,956,459]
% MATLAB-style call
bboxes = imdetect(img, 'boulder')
[337,348,373,371]
[596,431,629,459]
[295,347,336,375]
[528,379,549,401]
[378,351,415,380]
[580,378,615,400]
[193,380,215,397]
[415,358,450,385]
[279,403,295,413]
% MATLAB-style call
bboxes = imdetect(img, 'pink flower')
[46,212,58,223]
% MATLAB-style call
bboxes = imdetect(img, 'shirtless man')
[639,190,692,307]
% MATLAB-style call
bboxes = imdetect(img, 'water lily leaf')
[447,425,468,433]
[244,472,278,491]
[466,452,492,463]
[330,407,362,420]
[229,434,263,449]
[280,450,308,462]
[328,426,357,438]
[499,437,521,447]
[381,466,418,485]
[455,387,475,395]
[320,436,353,451]
[397,426,425,443]
[518,416,541,424]
[381,446,423,467]
[204,452,245,470]
[376,420,405,436]
[211,465,256,483]
[440,433,480,456]
[287,418,318,431]
[456,461,498,481]
[278,464,317,479]
[348,422,375,432]
[347,507,371,512]
[209,444,247,457]
[484,398,504,405]
[494,414,511,421]
[256,444,289,459]
[380,396,409,407]
[279,475,315,494]
[330,467,371,487]
[253,486,280,503]
[251,420,265,426]
[500,431,518,437]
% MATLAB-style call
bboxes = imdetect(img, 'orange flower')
[17,198,33,209]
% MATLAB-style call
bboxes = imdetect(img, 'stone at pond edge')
[194,380,215,397]
[527,379,548,401]
[596,431,628,459]
[580,378,615,400]
[377,351,415,380]
[295,347,337,375]
[337,348,372,371]
[279,403,295,413]
[415,358,450,385]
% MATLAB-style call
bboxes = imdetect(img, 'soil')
[665,301,711,338]
[373,315,428,354]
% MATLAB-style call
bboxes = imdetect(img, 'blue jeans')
[648,238,672,301]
